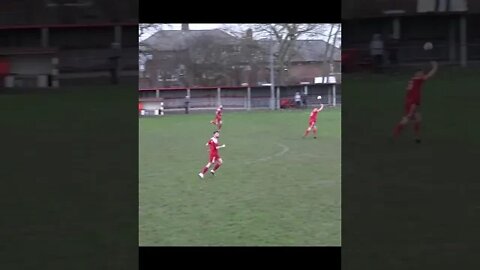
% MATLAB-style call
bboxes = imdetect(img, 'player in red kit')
[210,105,223,130]
[393,61,437,143]
[303,104,324,139]
[198,130,226,179]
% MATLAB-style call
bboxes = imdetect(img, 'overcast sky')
[140,24,341,47]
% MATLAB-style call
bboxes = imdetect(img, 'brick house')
[342,0,480,66]
[139,25,340,88]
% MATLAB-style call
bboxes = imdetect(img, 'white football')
[424,42,433,50]
[317,96,322,100]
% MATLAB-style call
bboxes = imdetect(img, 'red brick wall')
[288,64,324,83]
[255,62,340,85]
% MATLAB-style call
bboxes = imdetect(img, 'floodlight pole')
[269,33,275,110]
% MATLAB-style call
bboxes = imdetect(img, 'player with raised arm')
[303,104,324,139]
[393,61,438,143]
[210,105,223,130]
[198,130,226,179]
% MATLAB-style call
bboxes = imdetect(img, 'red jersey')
[216,107,222,119]
[406,76,426,104]
[309,108,319,122]
[207,137,219,155]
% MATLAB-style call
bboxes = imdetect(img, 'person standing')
[370,34,384,72]
[294,92,302,108]
[109,42,121,85]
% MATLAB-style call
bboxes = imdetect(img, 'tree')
[139,24,165,41]
[139,24,167,78]
[187,35,240,86]
[222,24,333,85]
[320,24,341,82]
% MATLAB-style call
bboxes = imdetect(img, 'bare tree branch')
[243,24,332,84]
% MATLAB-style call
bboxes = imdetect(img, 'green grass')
[343,67,480,269]
[1,85,138,270]
[139,108,341,246]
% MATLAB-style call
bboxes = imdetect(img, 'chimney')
[181,23,189,31]
[246,28,253,39]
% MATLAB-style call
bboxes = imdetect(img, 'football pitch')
[139,108,341,246]
[343,67,480,268]
[1,84,138,269]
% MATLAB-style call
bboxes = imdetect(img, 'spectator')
[370,34,384,72]
[302,92,307,107]
[386,34,399,68]
[294,92,302,108]
[109,42,121,85]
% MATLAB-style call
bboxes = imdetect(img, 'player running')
[210,105,223,130]
[303,104,324,139]
[392,61,438,143]
[198,130,226,179]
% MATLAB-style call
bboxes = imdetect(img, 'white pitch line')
[245,143,290,165]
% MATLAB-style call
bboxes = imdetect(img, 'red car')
[280,98,296,109]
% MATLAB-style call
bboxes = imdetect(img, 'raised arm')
[424,61,438,79]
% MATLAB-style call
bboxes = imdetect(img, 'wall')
[138,84,341,111]
[9,55,53,75]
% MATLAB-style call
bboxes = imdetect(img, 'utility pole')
[269,33,275,110]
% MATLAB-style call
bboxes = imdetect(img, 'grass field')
[1,84,138,269]
[343,67,480,269]
[139,108,341,246]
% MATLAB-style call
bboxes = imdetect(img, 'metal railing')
[139,84,341,113]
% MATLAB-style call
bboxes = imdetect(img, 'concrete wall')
[9,55,53,75]
[139,84,341,110]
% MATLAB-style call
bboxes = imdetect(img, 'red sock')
[313,128,318,137]
[201,166,209,174]
[414,122,420,138]
[304,129,310,137]
[213,163,221,171]
[393,123,405,137]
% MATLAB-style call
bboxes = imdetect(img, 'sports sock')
[393,123,405,137]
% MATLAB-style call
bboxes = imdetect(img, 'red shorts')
[309,120,317,128]
[214,117,222,124]
[209,153,221,163]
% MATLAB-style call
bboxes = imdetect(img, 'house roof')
[257,39,341,62]
[141,29,239,51]
[142,29,341,62]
